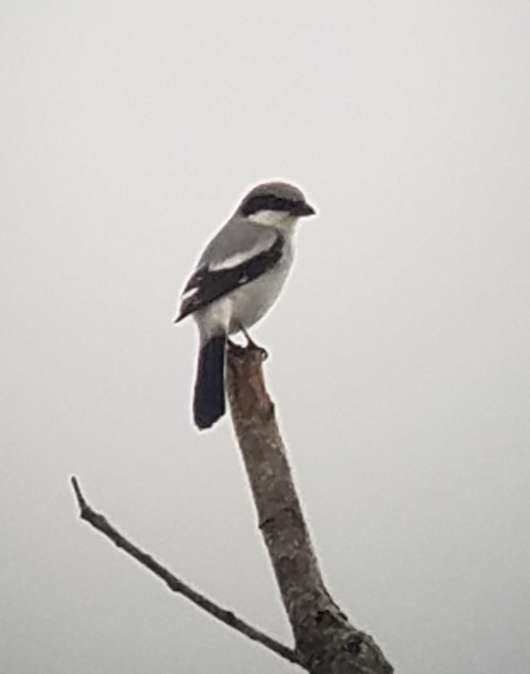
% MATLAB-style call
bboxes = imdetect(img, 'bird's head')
[237,181,316,229]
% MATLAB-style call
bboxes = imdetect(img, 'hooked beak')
[291,201,316,217]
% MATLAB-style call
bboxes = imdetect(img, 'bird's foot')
[249,343,268,361]
[239,325,268,361]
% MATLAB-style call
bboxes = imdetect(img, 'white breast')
[194,232,295,339]
[226,236,294,333]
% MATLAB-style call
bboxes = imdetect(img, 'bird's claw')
[247,343,268,361]
[237,325,268,360]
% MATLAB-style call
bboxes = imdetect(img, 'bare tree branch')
[72,343,393,673]
[226,344,393,674]
[70,476,301,667]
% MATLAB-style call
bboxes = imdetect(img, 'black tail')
[193,334,227,430]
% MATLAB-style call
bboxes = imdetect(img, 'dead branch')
[226,343,392,674]
[70,476,300,666]
[71,343,392,673]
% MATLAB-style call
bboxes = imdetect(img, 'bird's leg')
[239,324,258,349]
[239,325,268,361]
[226,336,246,358]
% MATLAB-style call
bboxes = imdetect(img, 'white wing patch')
[181,286,198,300]
[208,245,266,271]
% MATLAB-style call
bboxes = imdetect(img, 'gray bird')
[175,181,316,430]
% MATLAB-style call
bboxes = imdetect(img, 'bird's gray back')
[198,216,278,268]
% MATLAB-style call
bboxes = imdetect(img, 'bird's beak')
[292,201,316,217]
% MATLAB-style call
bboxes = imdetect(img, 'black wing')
[175,233,284,322]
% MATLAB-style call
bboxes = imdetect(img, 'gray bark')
[226,344,393,674]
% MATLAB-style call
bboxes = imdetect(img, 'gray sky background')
[2,2,529,673]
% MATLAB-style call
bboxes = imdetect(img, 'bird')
[175,181,316,430]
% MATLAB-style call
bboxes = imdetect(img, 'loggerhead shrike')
[175,181,316,430]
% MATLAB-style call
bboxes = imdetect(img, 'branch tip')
[70,475,87,512]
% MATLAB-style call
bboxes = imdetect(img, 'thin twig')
[70,476,301,667]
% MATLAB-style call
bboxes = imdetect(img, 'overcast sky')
[2,2,529,673]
